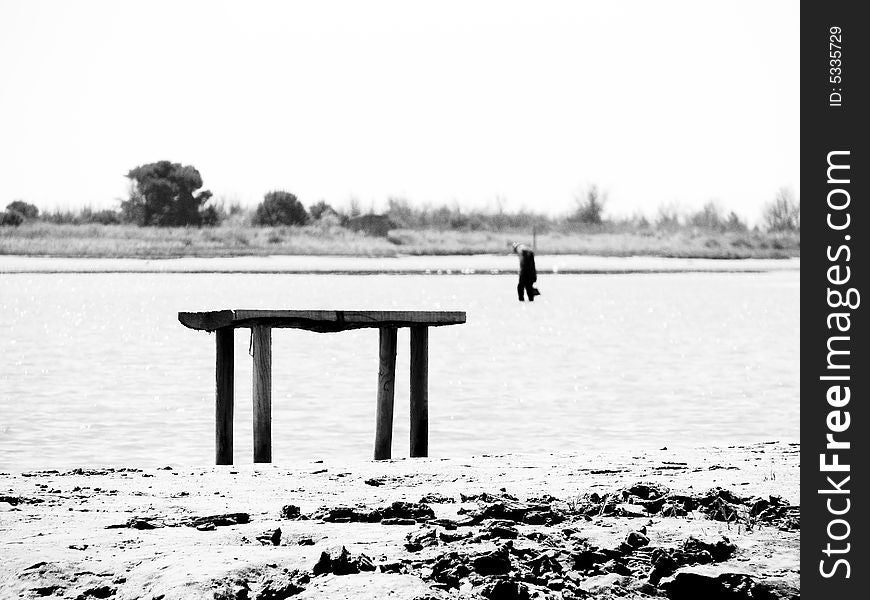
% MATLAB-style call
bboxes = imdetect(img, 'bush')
[570,185,606,225]
[6,200,39,220]
[689,201,725,230]
[1,210,24,227]
[253,191,309,226]
[200,205,221,227]
[312,211,342,230]
[687,202,747,232]
[82,208,121,225]
[122,161,214,226]
[120,190,146,225]
[309,200,338,221]
[655,203,682,230]
[41,207,121,225]
[386,197,417,228]
[724,211,747,232]
[764,187,800,232]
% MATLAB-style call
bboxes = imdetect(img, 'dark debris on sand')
[254,485,799,599]
[89,484,796,599]
[313,501,435,524]
[574,483,799,531]
[105,512,251,531]
[312,546,376,576]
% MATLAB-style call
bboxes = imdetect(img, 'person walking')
[512,242,540,301]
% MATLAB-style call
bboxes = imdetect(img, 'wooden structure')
[178,310,466,465]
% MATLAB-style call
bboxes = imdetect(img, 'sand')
[0,442,799,599]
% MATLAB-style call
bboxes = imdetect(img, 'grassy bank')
[0,222,799,259]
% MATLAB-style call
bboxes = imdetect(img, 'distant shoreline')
[0,254,801,275]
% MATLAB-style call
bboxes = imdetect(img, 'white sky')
[0,0,799,222]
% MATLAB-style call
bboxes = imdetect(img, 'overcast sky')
[0,0,799,222]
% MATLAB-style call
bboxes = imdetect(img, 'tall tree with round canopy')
[123,161,213,226]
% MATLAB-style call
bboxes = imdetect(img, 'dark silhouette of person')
[512,242,540,301]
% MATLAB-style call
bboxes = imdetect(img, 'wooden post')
[409,326,429,457]
[215,327,234,465]
[252,325,272,463]
[374,327,397,460]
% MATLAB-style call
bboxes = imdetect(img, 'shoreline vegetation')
[0,442,799,599]
[0,222,799,260]
[2,170,800,259]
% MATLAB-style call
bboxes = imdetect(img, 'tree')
[6,200,39,220]
[347,196,362,218]
[571,185,606,225]
[253,191,309,226]
[386,197,416,228]
[309,200,338,221]
[1,209,24,226]
[655,203,681,230]
[763,187,800,232]
[724,211,748,232]
[122,161,213,226]
[689,201,724,230]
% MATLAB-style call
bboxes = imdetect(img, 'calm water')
[0,269,799,470]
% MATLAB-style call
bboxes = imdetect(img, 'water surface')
[0,266,799,469]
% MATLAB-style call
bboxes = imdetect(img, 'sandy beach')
[1,442,799,599]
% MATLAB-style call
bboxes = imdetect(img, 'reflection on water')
[0,270,799,469]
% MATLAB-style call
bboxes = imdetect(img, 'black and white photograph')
[0,1,824,598]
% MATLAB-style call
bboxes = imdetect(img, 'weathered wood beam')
[179,310,466,332]
[374,327,398,460]
[252,325,272,463]
[409,326,429,457]
[215,327,234,465]
[180,310,235,332]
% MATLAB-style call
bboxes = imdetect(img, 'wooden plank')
[374,327,398,460]
[179,310,466,332]
[252,325,272,463]
[215,328,234,465]
[409,326,429,457]
[179,310,234,331]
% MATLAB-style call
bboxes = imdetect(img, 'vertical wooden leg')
[374,327,397,460]
[410,326,429,457]
[252,325,272,463]
[215,327,234,465]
